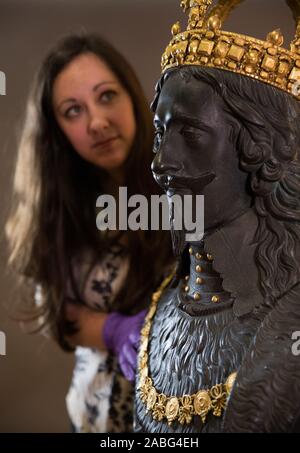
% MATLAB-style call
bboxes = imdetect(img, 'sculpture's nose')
[151,153,180,190]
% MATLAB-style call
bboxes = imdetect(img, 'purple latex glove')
[103,309,147,381]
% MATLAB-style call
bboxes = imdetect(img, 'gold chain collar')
[138,272,237,426]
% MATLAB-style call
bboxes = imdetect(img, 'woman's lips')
[91,136,119,149]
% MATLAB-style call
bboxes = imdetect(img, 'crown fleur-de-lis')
[288,0,300,54]
[185,0,213,29]
[180,0,190,13]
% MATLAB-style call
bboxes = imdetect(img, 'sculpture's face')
[152,70,252,234]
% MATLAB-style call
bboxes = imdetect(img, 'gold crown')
[161,0,300,100]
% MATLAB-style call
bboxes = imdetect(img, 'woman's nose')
[88,109,110,134]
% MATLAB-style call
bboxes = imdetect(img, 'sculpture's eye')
[153,129,163,153]
[181,126,202,147]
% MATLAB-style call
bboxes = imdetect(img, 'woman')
[6,33,172,432]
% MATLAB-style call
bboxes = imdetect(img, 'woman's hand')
[103,310,147,381]
[64,301,147,382]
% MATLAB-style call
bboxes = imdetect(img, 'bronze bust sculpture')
[134,0,300,432]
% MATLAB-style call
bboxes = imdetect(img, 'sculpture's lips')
[165,171,216,194]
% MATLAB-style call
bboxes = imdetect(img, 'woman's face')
[52,52,136,179]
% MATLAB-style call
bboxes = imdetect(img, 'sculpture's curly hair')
[152,67,300,307]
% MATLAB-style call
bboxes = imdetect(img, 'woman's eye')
[153,130,163,152]
[64,105,82,119]
[100,90,117,103]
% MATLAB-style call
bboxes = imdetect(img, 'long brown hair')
[6,33,172,350]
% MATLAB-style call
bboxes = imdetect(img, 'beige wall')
[0,0,294,432]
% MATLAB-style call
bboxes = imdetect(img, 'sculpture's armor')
[135,0,300,432]
[134,210,300,432]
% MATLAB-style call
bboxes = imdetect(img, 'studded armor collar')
[178,208,264,317]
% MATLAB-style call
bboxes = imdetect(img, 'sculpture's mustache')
[153,171,216,192]
[152,170,215,256]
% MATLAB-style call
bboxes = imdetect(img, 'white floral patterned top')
[66,245,134,433]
